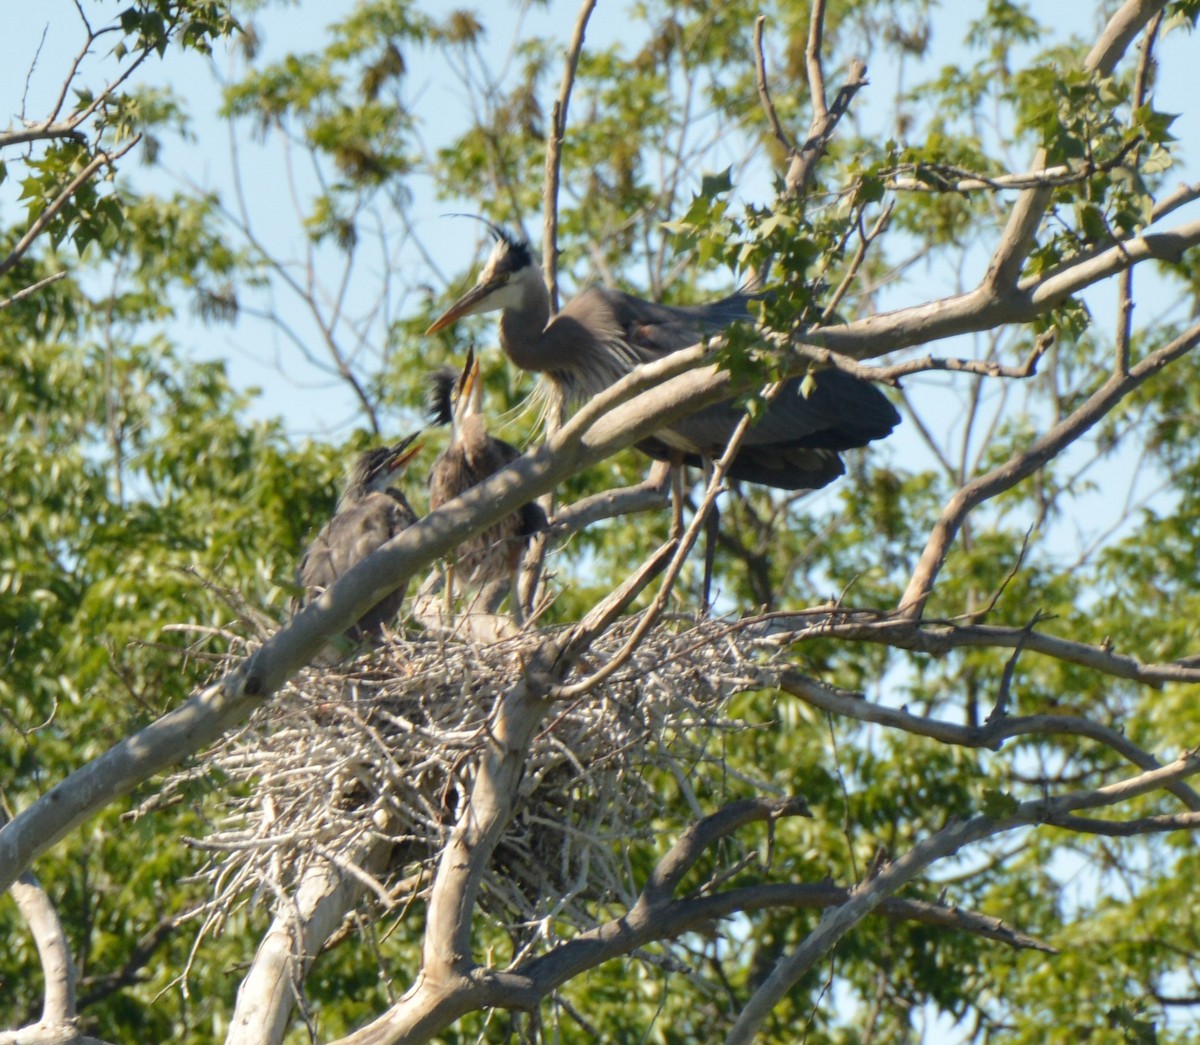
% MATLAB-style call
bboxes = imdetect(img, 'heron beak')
[426,279,504,334]
[457,345,477,399]
[385,433,423,474]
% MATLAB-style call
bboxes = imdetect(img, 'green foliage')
[5,0,1200,1042]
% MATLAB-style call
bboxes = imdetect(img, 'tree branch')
[772,667,1200,812]
[226,839,394,1045]
[983,0,1167,292]
[541,0,595,313]
[0,136,141,280]
[8,871,76,1028]
[725,748,1200,1044]
[899,320,1200,616]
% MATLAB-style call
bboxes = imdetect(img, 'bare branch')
[546,460,673,541]
[0,271,68,311]
[9,871,76,1027]
[752,18,792,153]
[772,668,1200,812]
[785,58,868,200]
[796,333,1049,387]
[804,0,829,125]
[725,749,1200,1044]
[542,0,596,313]
[899,320,1200,616]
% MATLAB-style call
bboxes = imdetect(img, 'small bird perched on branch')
[297,433,422,645]
[427,348,546,616]
[426,220,900,491]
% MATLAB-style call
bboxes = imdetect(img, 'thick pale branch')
[806,217,1200,360]
[9,871,76,1027]
[227,840,393,1045]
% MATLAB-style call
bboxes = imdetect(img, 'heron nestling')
[426,221,900,491]
[297,433,422,645]
[427,348,547,616]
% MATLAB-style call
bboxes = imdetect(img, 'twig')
[752,17,792,152]
[821,201,894,324]
[541,0,596,313]
[0,270,68,311]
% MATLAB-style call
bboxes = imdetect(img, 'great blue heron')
[297,433,422,645]
[427,348,547,616]
[426,222,900,491]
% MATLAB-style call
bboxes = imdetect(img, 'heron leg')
[669,457,685,539]
[443,562,456,622]
[703,496,720,613]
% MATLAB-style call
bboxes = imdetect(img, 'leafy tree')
[5,2,1200,1044]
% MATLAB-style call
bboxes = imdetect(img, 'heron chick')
[427,348,546,616]
[426,221,900,491]
[297,433,422,646]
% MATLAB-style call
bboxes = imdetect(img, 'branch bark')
[226,840,394,1045]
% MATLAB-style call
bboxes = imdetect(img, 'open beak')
[384,432,423,475]
[457,345,478,400]
[426,279,502,335]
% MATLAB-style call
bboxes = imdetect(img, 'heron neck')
[498,279,554,372]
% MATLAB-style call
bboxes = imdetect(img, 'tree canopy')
[4,2,1200,1043]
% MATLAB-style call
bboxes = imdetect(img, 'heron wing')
[297,492,415,637]
[663,368,900,452]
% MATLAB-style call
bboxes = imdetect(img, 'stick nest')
[179,616,774,950]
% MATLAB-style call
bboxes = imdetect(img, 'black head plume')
[443,213,533,273]
[425,366,459,427]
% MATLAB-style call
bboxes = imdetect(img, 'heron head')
[426,221,538,334]
[354,432,423,494]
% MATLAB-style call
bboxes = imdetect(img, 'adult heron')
[297,433,422,645]
[426,222,900,491]
[427,348,546,616]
